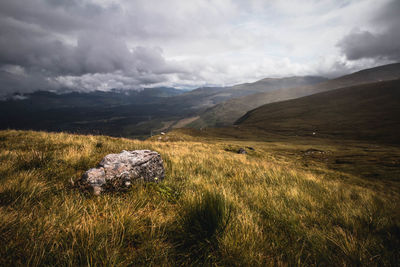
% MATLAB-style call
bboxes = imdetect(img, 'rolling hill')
[190,63,400,128]
[235,79,400,144]
[161,75,327,111]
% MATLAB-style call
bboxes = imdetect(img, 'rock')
[237,148,247,154]
[77,150,165,195]
[302,148,331,161]
[303,148,324,155]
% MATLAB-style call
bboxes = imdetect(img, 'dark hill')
[235,79,400,144]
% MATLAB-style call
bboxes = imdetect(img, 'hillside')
[190,63,400,128]
[1,129,399,266]
[236,79,400,144]
[163,76,327,111]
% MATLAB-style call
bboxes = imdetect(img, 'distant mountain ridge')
[170,76,327,111]
[0,87,191,138]
[0,87,187,109]
[189,63,400,128]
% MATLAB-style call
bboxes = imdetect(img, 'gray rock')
[237,148,247,154]
[77,150,165,195]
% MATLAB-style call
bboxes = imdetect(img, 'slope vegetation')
[236,79,400,144]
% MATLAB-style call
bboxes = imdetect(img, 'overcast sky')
[0,0,399,95]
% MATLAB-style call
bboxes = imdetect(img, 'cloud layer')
[0,0,398,95]
[338,0,400,61]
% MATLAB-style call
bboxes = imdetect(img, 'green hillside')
[236,79,400,144]
[190,63,400,128]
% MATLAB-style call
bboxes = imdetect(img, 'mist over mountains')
[1,0,400,140]
[1,0,400,97]
[1,63,399,140]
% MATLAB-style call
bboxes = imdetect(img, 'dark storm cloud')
[0,0,397,96]
[338,0,400,61]
[0,0,186,95]
[0,0,111,33]
[0,16,76,75]
[0,67,53,96]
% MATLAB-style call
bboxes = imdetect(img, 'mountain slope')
[166,76,327,111]
[236,79,400,143]
[190,63,400,128]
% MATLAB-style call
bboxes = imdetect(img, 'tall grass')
[0,129,399,266]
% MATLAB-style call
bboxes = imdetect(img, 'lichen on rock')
[77,150,165,195]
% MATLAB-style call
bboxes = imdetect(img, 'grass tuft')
[181,191,231,241]
[175,190,232,264]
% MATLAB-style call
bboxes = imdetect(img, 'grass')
[0,129,399,266]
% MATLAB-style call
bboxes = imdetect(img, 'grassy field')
[0,129,399,266]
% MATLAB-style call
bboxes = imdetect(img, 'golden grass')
[0,129,399,266]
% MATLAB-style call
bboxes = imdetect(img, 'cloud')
[0,0,397,96]
[338,0,400,61]
[338,29,400,61]
[0,13,185,94]
[0,0,189,95]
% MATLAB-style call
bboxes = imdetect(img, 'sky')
[0,0,399,95]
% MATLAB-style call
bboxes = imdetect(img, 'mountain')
[168,76,327,111]
[0,76,326,138]
[189,63,400,128]
[2,63,399,139]
[235,79,400,144]
[0,87,189,138]
[0,87,187,110]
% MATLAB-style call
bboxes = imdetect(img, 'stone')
[77,150,165,195]
[237,148,247,154]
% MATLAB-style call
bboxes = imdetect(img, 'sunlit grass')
[0,129,399,266]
